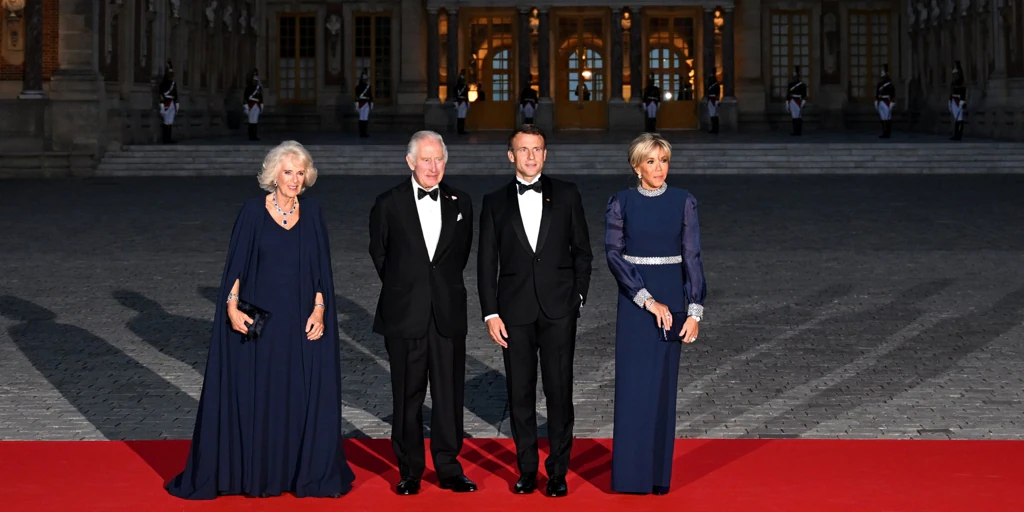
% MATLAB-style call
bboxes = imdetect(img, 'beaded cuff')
[633,288,653,308]
[688,303,704,319]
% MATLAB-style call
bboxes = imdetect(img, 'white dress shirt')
[413,176,442,261]
[516,175,544,251]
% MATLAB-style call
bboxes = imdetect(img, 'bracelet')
[644,298,655,310]
[226,293,239,304]
[314,302,325,309]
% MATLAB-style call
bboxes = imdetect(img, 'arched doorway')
[554,11,608,130]
[464,13,517,131]
[643,11,699,129]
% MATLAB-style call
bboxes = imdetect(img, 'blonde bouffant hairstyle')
[627,132,673,173]
[257,140,319,193]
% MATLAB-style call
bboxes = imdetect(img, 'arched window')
[648,46,693,101]
[491,48,511,101]
[568,47,604,101]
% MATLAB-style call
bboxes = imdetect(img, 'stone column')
[398,0,427,110]
[427,9,440,101]
[610,9,623,100]
[447,9,459,102]
[984,0,1009,107]
[424,8,447,131]
[19,0,45,99]
[723,7,735,98]
[538,8,550,98]
[719,6,738,130]
[534,8,553,131]
[702,9,715,82]
[519,8,531,90]
[45,0,106,167]
[630,10,642,97]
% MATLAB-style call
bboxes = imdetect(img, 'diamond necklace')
[272,194,298,225]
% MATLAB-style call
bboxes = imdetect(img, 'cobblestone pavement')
[1,174,1023,441]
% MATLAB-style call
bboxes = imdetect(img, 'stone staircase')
[94,142,1024,176]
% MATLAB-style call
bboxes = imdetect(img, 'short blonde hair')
[258,140,318,193]
[627,133,673,172]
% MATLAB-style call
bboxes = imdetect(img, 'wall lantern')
[581,69,593,80]
[468,83,479,102]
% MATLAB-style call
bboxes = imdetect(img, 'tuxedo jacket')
[478,174,593,325]
[369,179,474,339]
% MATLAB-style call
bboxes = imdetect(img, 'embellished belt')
[623,255,682,265]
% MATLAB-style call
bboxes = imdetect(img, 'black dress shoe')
[545,475,568,497]
[513,472,537,494]
[652,485,670,495]
[396,477,421,495]
[439,474,478,492]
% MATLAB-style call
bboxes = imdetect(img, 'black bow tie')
[417,188,439,201]
[517,181,542,195]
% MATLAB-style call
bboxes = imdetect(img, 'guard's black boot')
[164,124,176,144]
[951,121,963,140]
[253,123,260,141]
[710,116,719,134]
[359,120,369,138]
[457,118,466,134]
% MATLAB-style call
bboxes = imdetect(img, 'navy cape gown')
[166,196,355,499]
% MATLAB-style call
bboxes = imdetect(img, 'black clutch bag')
[235,300,270,341]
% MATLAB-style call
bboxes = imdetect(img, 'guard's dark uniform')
[642,75,661,133]
[874,65,896,139]
[520,80,538,125]
[242,68,263,141]
[455,70,469,134]
[786,67,807,136]
[355,71,373,138]
[705,68,721,134]
[158,60,178,144]
[948,61,967,141]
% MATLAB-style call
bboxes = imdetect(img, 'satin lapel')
[507,180,534,255]
[535,174,553,253]
[393,181,432,262]
[432,185,458,263]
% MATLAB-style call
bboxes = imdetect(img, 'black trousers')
[502,311,577,478]
[385,315,466,480]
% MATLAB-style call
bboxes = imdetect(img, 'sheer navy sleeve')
[682,193,707,317]
[605,193,652,308]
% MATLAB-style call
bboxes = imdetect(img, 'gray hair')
[258,140,319,193]
[406,130,449,164]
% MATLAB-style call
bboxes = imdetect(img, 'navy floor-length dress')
[166,197,355,499]
[605,183,707,494]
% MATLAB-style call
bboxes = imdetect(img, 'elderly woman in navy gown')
[606,133,707,495]
[166,141,355,499]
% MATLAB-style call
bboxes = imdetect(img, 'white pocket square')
[457,213,463,221]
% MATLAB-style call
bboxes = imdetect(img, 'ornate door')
[465,12,517,131]
[554,11,608,130]
[644,11,699,129]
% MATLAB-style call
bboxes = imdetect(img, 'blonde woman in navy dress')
[606,133,707,495]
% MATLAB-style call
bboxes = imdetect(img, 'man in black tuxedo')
[369,130,477,495]
[478,125,593,497]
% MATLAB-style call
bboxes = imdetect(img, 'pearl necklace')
[272,194,298,225]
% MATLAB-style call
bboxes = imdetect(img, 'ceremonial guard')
[520,78,538,125]
[948,61,967,141]
[242,68,263,141]
[785,66,807,136]
[874,64,896,139]
[355,70,374,138]
[641,74,661,133]
[455,70,470,135]
[705,67,721,134]
[158,60,179,144]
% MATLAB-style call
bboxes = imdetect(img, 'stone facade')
[2,0,1023,158]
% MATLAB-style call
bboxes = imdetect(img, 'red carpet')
[1,438,1021,511]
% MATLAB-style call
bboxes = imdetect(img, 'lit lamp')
[468,83,479,102]
[581,70,592,80]
[664,92,672,100]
